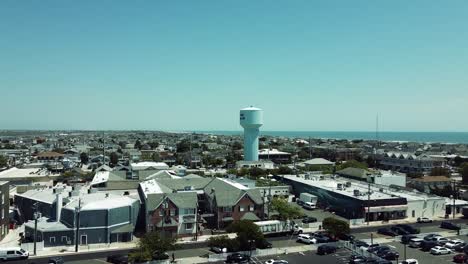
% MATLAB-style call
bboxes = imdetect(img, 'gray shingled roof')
[204,178,263,207]
[146,192,197,212]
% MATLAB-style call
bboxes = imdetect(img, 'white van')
[303,202,316,210]
[409,238,424,248]
[0,247,29,261]
[297,234,317,244]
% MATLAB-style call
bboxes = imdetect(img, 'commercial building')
[15,185,140,247]
[258,149,291,164]
[281,174,445,225]
[0,181,9,241]
[379,152,445,173]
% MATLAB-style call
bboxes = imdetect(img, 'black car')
[152,252,170,260]
[210,246,224,254]
[352,240,369,248]
[420,240,438,251]
[390,226,410,235]
[381,251,399,260]
[454,242,467,252]
[348,255,368,263]
[257,240,273,249]
[317,245,337,255]
[377,228,397,237]
[48,257,65,264]
[314,235,332,243]
[338,233,355,241]
[106,255,129,264]
[302,216,318,223]
[401,235,417,244]
[396,224,420,234]
[441,221,461,230]
[226,253,250,263]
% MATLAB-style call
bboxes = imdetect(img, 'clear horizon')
[1,1,467,131]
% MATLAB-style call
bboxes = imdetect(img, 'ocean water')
[197,131,468,144]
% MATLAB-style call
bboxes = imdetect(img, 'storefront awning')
[365,205,408,213]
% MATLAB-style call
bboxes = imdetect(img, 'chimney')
[56,193,63,222]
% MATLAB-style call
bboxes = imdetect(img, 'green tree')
[270,197,303,221]
[152,152,161,162]
[135,139,142,150]
[80,152,89,164]
[226,220,266,251]
[176,140,191,153]
[322,217,350,238]
[249,167,266,178]
[232,141,243,150]
[207,235,239,252]
[336,160,368,171]
[461,162,468,184]
[0,155,8,168]
[148,141,159,149]
[129,231,176,262]
[110,152,119,166]
[277,166,293,175]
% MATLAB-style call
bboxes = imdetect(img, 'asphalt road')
[11,218,468,264]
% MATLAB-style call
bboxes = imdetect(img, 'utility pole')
[453,180,457,219]
[309,136,312,159]
[367,182,371,225]
[33,203,39,256]
[194,203,199,241]
[75,199,81,252]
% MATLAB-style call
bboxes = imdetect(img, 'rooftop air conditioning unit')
[346,182,352,187]
[353,189,360,196]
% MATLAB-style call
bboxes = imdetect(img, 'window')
[239,206,245,212]
[6,251,13,254]
[170,209,176,216]
[61,236,68,242]
[412,210,415,218]
[50,237,56,243]
[185,223,193,230]
[183,208,195,215]
[249,205,255,211]
[159,209,164,216]
[223,207,232,212]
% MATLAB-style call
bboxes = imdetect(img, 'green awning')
[241,212,260,221]
[111,224,134,234]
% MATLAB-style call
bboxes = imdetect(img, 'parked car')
[257,240,273,249]
[226,253,250,263]
[430,246,452,255]
[377,228,397,236]
[453,254,468,263]
[399,259,418,264]
[396,224,420,234]
[369,245,393,254]
[48,257,64,264]
[454,242,468,252]
[363,244,381,252]
[152,252,169,260]
[352,240,369,248]
[302,216,318,223]
[417,217,432,223]
[337,233,355,241]
[381,251,399,260]
[432,236,450,245]
[401,235,418,244]
[106,254,129,264]
[348,255,368,263]
[423,234,442,241]
[391,226,410,235]
[296,234,317,244]
[313,234,332,244]
[441,221,461,230]
[408,238,424,248]
[317,245,337,255]
[210,247,224,254]
[445,239,465,249]
[420,240,438,251]
[0,248,29,261]
[265,260,288,264]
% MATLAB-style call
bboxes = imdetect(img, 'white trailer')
[300,193,317,204]
[255,220,303,236]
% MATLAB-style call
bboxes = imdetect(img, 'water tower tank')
[240,107,263,161]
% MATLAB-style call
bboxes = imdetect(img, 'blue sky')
[1,1,467,131]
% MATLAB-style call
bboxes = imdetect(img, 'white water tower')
[240,106,263,161]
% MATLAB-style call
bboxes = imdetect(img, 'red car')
[453,254,468,263]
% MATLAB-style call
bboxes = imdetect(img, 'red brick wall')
[149,199,179,231]
[217,194,263,227]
